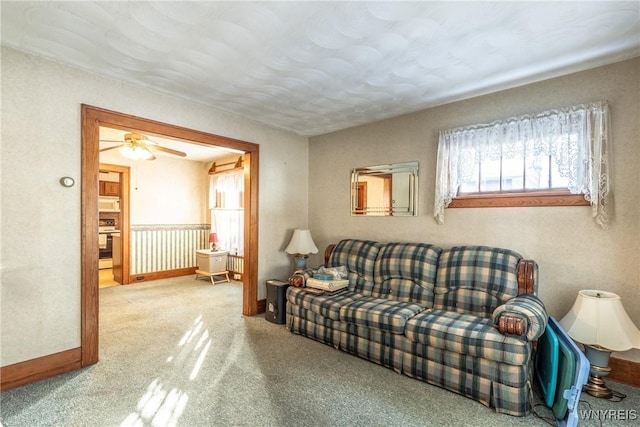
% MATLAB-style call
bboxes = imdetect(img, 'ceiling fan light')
[119,144,153,160]
[139,148,153,160]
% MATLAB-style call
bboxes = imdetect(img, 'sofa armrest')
[516,259,538,295]
[492,294,547,341]
[324,244,336,266]
[288,268,317,287]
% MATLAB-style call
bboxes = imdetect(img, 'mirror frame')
[351,161,418,216]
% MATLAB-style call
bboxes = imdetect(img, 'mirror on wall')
[351,161,418,216]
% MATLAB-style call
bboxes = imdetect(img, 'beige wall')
[2,46,638,367]
[100,149,210,225]
[308,58,640,361]
[0,47,309,366]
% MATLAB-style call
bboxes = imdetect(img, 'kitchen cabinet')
[99,181,120,197]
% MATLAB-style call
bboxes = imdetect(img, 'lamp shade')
[560,290,640,352]
[209,233,219,243]
[285,229,318,255]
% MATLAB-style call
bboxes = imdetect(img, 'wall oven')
[99,234,113,259]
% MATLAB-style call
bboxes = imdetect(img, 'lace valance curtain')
[433,101,611,228]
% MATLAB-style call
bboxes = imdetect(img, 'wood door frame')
[381,173,392,213]
[356,182,367,214]
[81,104,260,366]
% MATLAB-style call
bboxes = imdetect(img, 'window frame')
[450,148,589,208]
[434,101,610,227]
[448,189,589,208]
[450,136,585,207]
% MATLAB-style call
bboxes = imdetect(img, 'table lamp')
[209,232,219,252]
[285,229,318,269]
[560,290,640,398]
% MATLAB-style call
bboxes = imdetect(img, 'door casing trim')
[81,104,260,366]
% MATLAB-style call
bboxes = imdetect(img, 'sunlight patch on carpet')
[121,379,188,427]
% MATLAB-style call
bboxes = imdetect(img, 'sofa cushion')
[286,287,361,321]
[374,242,442,305]
[328,239,382,295]
[342,324,409,373]
[434,246,521,318]
[404,342,529,388]
[339,296,426,334]
[286,303,346,348]
[405,310,531,365]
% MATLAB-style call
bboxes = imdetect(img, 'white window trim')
[434,101,611,229]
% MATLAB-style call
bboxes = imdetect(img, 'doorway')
[81,105,260,366]
[97,163,130,287]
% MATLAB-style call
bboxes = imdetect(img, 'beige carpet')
[1,276,638,426]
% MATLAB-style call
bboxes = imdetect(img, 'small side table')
[195,249,230,285]
[195,269,230,285]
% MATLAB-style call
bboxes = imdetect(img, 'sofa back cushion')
[434,246,521,318]
[374,242,442,305]
[328,239,382,295]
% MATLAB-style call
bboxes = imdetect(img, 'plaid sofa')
[286,239,547,416]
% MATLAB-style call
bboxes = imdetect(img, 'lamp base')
[583,372,613,399]
[582,345,614,399]
[293,254,309,270]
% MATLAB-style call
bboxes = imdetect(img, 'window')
[434,101,611,228]
[209,171,244,254]
[457,147,571,193]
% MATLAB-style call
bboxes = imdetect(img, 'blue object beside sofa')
[286,239,548,416]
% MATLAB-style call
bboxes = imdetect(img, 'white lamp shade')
[285,229,318,255]
[560,290,640,352]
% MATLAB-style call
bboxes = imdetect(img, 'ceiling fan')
[99,133,187,160]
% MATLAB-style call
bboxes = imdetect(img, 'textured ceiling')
[2,1,639,136]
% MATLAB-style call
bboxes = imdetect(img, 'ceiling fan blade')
[150,145,187,157]
[99,145,123,152]
[99,139,124,143]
